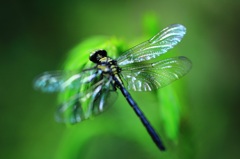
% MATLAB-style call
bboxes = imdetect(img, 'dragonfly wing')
[121,56,192,91]
[117,24,186,66]
[55,76,117,124]
[91,78,118,116]
[33,69,97,93]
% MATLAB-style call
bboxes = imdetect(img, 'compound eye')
[89,50,107,63]
[97,50,107,57]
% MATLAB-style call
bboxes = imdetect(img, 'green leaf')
[55,36,126,159]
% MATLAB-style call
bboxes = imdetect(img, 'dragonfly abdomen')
[117,83,166,151]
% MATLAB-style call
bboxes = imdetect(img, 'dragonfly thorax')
[90,50,121,75]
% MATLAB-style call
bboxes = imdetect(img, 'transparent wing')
[55,76,118,124]
[121,56,192,91]
[33,69,97,93]
[117,24,186,66]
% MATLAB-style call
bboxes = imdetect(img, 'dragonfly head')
[90,50,107,63]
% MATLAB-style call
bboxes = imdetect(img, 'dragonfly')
[34,24,191,151]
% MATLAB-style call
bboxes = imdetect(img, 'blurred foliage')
[1,0,240,159]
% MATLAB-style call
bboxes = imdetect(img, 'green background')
[1,0,240,159]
